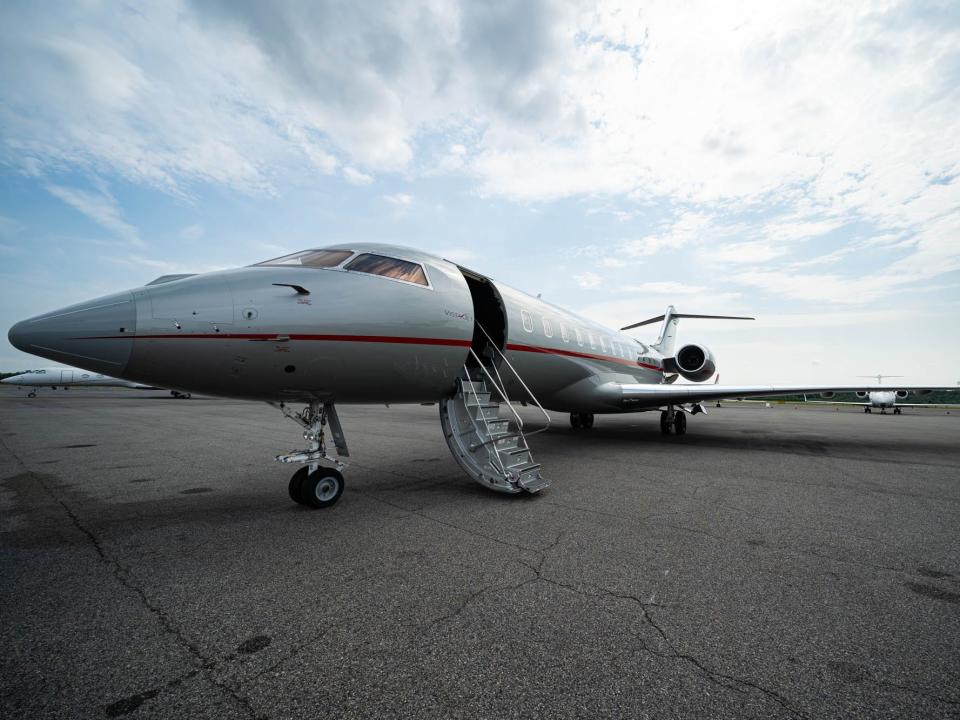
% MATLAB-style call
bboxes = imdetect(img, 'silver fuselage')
[8,245,665,412]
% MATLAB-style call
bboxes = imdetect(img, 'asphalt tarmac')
[1,388,958,719]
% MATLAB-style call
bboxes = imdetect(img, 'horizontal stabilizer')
[620,313,754,331]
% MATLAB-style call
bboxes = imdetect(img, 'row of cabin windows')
[520,309,637,361]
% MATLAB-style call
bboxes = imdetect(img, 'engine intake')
[896,390,909,399]
[674,344,716,383]
[855,391,868,399]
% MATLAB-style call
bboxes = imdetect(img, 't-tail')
[620,305,754,357]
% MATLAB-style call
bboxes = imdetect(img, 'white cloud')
[575,271,603,288]
[179,223,204,240]
[619,282,706,295]
[621,212,711,258]
[383,193,413,206]
[343,167,373,186]
[0,0,957,325]
[46,184,142,246]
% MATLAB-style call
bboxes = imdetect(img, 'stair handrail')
[465,350,526,431]
[476,323,552,435]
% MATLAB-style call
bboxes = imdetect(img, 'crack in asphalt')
[364,491,809,718]
[0,437,260,719]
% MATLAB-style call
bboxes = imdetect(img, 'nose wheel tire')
[289,466,344,508]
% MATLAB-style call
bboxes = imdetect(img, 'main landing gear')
[570,412,594,429]
[170,390,192,399]
[660,406,688,435]
[272,400,350,509]
[27,391,37,398]
[893,407,902,415]
[864,407,871,413]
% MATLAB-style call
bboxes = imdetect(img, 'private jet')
[817,374,942,414]
[1,365,187,398]
[6,244,955,508]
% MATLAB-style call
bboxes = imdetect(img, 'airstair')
[440,331,551,494]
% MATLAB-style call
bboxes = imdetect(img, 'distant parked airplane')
[817,374,940,414]
[6,243,955,507]
[1,366,188,398]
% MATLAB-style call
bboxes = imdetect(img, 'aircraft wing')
[616,384,956,408]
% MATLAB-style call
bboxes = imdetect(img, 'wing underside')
[615,384,956,408]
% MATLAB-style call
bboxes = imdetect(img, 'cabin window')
[542,317,554,338]
[345,254,428,286]
[255,249,353,268]
[575,328,584,346]
[599,336,607,353]
[521,310,534,332]
[588,332,596,350]
[560,324,570,343]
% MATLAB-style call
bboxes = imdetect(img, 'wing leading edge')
[615,383,956,408]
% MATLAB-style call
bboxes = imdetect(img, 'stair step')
[502,447,531,467]
[514,463,549,493]
[464,392,492,406]
[473,405,501,421]
[493,435,520,450]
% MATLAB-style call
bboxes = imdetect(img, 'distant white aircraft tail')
[620,305,754,357]
[857,374,903,385]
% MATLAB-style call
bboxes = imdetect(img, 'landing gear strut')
[864,407,871,413]
[570,412,594,429]
[273,400,350,509]
[894,407,902,415]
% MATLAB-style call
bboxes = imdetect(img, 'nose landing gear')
[273,400,350,509]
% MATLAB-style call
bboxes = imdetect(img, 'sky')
[1,0,958,384]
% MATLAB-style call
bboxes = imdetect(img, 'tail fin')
[620,306,754,357]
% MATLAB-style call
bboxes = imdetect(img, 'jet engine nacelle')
[855,391,868,399]
[674,344,716,383]
[896,390,909,399]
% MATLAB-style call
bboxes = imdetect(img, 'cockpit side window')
[255,249,353,268]
[344,254,428,286]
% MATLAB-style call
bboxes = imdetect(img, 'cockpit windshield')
[344,253,428,286]
[255,249,353,268]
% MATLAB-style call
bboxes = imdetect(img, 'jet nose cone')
[9,292,137,375]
